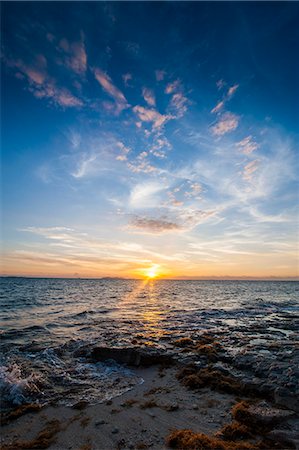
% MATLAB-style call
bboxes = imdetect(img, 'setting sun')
[146,267,158,279]
[142,264,161,279]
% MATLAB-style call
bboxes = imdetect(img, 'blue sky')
[1,2,299,278]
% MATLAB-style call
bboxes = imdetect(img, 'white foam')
[0,364,42,405]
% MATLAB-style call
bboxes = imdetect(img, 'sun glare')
[146,267,158,278]
[143,264,160,279]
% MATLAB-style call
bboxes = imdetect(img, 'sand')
[1,365,238,450]
[2,364,298,450]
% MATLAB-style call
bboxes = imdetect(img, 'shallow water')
[1,278,298,409]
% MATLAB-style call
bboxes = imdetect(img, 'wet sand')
[2,363,298,450]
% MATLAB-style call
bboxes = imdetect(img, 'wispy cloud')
[155,70,166,81]
[115,141,130,161]
[142,87,156,107]
[32,83,83,107]
[227,84,239,98]
[94,68,129,113]
[211,100,225,114]
[211,83,239,114]
[5,55,83,108]
[170,92,189,118]
[57,35,87,75]
[165,79,190,118]
[216,79,226,90]
[71,154,97,178]
[243,159,259,181]
[236,136,259,155]
[129,181,165,208]
[133,105,170,130]
[165,79,181,94]
[122,73,132,87]
[211,112,239,135]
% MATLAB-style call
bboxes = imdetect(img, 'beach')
[2,344,299,450]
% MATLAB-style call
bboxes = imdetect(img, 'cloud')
[6,56,83,108]
[122,73,132,87]
[243,159,259,181]
[165,79,181,94]
[21,226,78,241]
[211,100,224,114]
[57,36,87,75]
[127,159,158,174]
[128,216,182,234]
[165,79,190,118]
[129,181,165,208]
[115,141,130,161]
[184,182,202,198]
[94,68,128,113]
[211,112,239,135]
[128,206,216,234]
[123,41,140,56]
[170,92,189,118]
[142,87,156,107]
[32,83,83,107]
[149,136,172,158]
[227,84,239,98]
[236,136,259,155]
[71,154,97,178]
[133,105,170,130]
[216,79,226,90]
[211,83,239,114]
[177,209,216,228]
[155,70,166,81]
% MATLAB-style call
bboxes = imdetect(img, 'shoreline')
[2,340,298,450]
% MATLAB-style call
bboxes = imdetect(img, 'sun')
[146,266,158,279]
[142,264,160,279]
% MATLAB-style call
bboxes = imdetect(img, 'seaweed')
[165,429,258,450]
[177,365,261,397]
[1,419,61,450]
[80,416,90,427]
[1,403,41,425]
[216,422,253,441]
[139,400,158,409]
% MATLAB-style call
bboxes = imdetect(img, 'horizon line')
[1,275,298,281]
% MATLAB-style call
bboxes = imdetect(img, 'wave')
[0,364,43,406]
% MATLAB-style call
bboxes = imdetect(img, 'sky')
[1,1,299,279]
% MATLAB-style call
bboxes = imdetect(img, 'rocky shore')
[1,331,299,450]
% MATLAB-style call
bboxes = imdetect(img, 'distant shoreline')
[1,276,298,281]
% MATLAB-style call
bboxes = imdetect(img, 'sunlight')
[143,264,160,279]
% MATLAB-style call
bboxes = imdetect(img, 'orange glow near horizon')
[138,264,163,279]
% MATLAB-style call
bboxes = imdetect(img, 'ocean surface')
[1,278,298,411]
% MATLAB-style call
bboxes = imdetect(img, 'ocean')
[1,278,298,411]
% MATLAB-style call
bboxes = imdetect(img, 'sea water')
[1,278,298,410]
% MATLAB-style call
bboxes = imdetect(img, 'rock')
[164,402,179,411]
[95,419,106,426]
[91,346,174,367]
[72,400,89,410]
[192,404,198,410]
[274,387,299,413]
[244,401,295,426]
[267,429,299,449]
[112,427,119,434]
